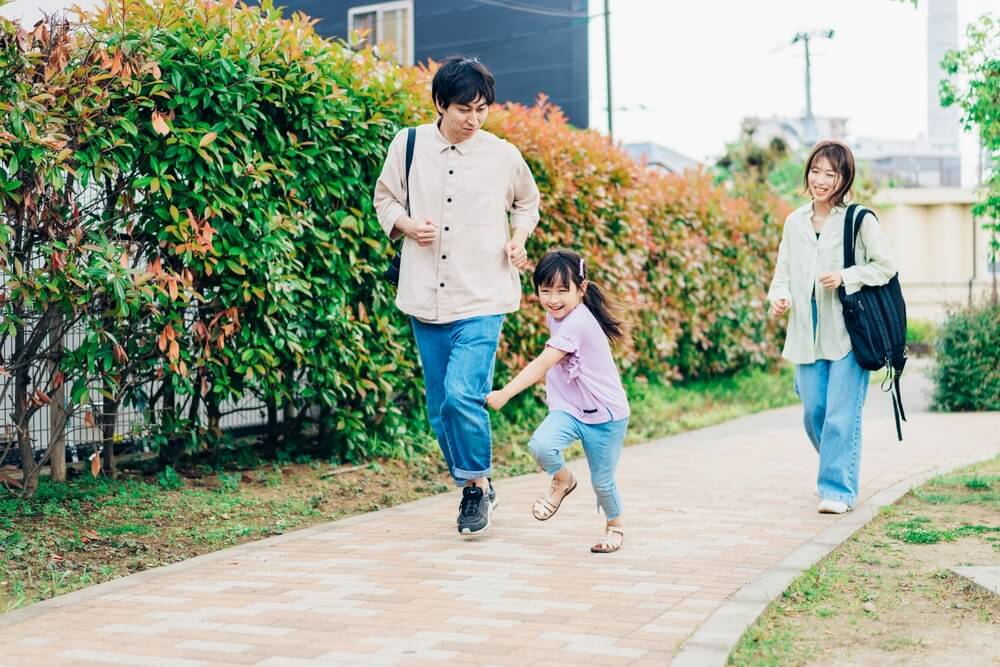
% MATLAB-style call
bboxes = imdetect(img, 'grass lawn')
[729,454,1000,666]
[0,364,796,613]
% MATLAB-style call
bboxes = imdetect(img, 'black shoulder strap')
[404,128,416,216]
[843,203,860,269]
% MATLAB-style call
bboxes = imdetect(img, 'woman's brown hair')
[803,140,856,207]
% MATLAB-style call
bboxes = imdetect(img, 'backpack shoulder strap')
[843,203,860,269]
[404,127,416,216]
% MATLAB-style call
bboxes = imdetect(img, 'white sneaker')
[817,499,850,514]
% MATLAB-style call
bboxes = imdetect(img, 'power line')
[472,0,594,19]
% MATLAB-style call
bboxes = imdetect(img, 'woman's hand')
[486,390,510,411]
[769,298,790,317]
[818,272,843,290]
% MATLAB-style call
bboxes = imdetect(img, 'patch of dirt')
[749,498,999,667]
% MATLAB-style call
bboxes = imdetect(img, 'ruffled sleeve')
[546,334,581,379]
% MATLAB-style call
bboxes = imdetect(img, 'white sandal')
[531,476,577,521]
[591,525,624,553]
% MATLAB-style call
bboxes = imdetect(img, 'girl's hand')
[818,272,843,289]
[769,298,790,317]
[486,390,509,411]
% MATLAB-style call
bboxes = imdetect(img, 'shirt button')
[449,169,454,175]
[440,282,445,287]
[444,226,450,231]
[447,197,452,203]
[441,254,447,260]
[450,146,456,151]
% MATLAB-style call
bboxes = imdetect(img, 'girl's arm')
[486,346,567,411]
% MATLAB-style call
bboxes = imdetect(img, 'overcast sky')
[4,0,992,181]
[585,0,992,181]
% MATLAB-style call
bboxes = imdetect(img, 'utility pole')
[604,0,613,141]
[791,29,834,145]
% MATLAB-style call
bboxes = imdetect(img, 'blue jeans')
[411,315,504,484]
[528,410,628,520]
[795,349,870,506]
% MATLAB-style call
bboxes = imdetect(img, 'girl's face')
[538,278,587,320]
[807,156,840,205]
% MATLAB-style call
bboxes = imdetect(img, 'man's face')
[437,96,489,141]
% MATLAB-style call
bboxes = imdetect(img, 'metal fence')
[1,186,273,470]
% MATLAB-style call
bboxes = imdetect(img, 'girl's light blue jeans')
[528,410,628,520]
[795,349,870,506]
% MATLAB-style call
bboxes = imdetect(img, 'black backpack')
[838,203,908,441]
[382,128,417,286]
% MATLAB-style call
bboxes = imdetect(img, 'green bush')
[2,2,792,493]
[932,304,1000,411]
[906,319,939,347]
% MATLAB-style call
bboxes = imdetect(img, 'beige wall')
[872,187,996,322]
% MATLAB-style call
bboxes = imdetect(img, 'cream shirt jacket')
[373,123,541,324]
[767,203,896,365]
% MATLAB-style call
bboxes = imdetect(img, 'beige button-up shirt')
[373,123,540,324]
[768,203,896,365]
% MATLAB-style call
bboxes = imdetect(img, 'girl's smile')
[538,280,586,320]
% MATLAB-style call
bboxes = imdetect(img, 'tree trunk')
[48,312,67,483]
[14,320,36,497]
[102,392,118,479]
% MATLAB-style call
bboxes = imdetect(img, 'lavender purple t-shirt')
[544,304,630,424]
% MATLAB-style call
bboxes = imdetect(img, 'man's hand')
[505,240,529,270]
[769,298,790,317]
[398,216,438,247]
[486,390,509,411]
[818,272,843,290]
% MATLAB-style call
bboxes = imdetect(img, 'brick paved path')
[2,367,997,666]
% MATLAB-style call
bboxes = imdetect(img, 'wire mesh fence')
[1,185,273,470]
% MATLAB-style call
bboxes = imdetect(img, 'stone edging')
[671,457,995,667]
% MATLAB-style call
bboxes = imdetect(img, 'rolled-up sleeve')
[373,130,409,239]
[842,214,896,295]
[509,151,540,235]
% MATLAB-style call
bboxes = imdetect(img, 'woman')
[768,140,896,514]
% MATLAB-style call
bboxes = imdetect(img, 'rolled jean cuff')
[453,466,492,483]
[819,492,855,506]
[542,462,565,476]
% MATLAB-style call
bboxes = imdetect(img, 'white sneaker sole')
[458,497,496,536]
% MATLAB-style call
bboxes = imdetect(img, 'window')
[348,1,414,66]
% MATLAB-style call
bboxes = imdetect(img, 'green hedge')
[2,1,790,491]
[932,304,1000,411]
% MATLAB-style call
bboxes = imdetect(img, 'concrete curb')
[951,566,1000,599]
[671,455,998,667]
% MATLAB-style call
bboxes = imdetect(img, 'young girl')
[486,249,629,553]
[768,141,896,515]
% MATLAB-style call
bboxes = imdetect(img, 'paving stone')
[1,376,996,666]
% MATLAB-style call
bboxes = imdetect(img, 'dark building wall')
[274,0,590,128]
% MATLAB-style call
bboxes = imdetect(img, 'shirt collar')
[433,120,478,155]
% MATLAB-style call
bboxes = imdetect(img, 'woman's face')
[808,156,840,205]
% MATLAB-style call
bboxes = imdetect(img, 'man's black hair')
[432,56,496,112]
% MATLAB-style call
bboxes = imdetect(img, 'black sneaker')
[457,486,491,535]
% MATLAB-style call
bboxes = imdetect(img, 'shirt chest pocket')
[465,190,507,226]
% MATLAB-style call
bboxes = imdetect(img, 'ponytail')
[583,281,625,342]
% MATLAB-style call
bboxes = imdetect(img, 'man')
[374,57,540,536]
